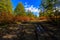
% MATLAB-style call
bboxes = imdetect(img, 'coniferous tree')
[39,0,59,16]
[6,0,13,14]
[27,11,34,17]
[14,2,26,16]
[39,0,60,40]
[27,10,36,20]
[0,0,13,14]
[39,0,59,22]
[0,0,13,24]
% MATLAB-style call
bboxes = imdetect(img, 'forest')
[0,0,60,40]
[0,0,38,25]
[0,0,60,25]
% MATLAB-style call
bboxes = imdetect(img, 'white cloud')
[24,4,40,14]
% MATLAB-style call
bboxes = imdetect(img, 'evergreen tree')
[6,0,13,14]
[39,0,60,25]
[0,0,13,14]
[27,11,34,17]
[14,2,26,16]
[39,0,58,17]
[0,0,13,24]
[26,10,36,20]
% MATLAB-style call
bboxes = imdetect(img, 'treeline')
[0,0,37,24]
[0,0,60,25]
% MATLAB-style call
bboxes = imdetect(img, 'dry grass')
[2,34,17,38]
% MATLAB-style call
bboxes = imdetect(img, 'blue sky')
[11,0,41,16]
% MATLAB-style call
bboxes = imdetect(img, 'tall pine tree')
[14,2,26,16]
[0,0,13,24]
[0,0,12,14]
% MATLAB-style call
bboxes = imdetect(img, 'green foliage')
[0,0,13,25]
[14,2,26,16]
[27,11,33,17]
[34,15,38,18]
[6,0,13,14]
[0,0,13,14]
[39,11,44,17]
[27,11,36,18]
[39,0,59,17]
[41,0,57,10]
[39,0,60,25]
